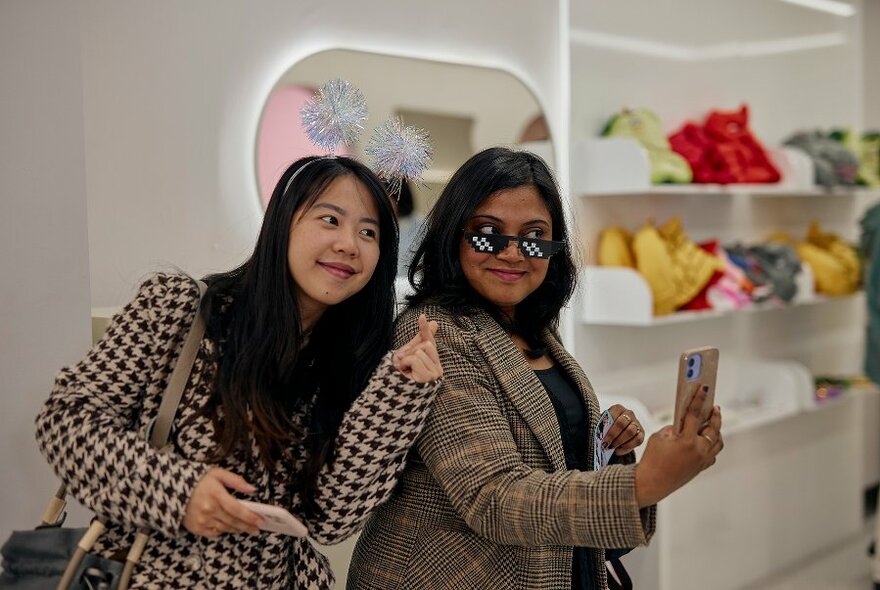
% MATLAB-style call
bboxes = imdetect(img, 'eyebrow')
[469,214,551,226]
[313,202,379,226]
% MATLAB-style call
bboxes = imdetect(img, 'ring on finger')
[700,433,715,445]
[620,414,632,423]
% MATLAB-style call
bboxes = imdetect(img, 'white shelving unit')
[567,8,875,580]
[579,264,864,327]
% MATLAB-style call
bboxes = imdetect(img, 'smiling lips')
[319,262,357,279]
[488,268,527,282]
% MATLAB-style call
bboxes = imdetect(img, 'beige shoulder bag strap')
[56,278,208,590]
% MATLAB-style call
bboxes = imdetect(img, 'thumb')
[418,314,438,344]
[213,468,257,494]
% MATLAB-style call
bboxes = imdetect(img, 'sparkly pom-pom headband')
[300,79,368,153]
[283,79,433,201]
[365,116,433,200]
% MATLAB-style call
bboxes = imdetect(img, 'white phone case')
[239,500,308,537]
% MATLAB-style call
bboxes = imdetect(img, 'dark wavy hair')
[198,155,397,514]
[408,147,576,353]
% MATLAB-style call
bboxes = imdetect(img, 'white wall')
[0,1,92,538]
[865,0,880,129]
[570,0,864,143]
[80,0,569,308]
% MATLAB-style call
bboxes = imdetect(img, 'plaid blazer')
[348,304,656,590]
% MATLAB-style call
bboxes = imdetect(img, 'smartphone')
[239,500,308,537]
[673,346,719,434]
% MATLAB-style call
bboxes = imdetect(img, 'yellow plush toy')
[630,218,725,315]
[796,221,861,296]
[597,226,636,268]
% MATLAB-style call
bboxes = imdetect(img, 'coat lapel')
[544,329,601,469]
[470,311,569,471]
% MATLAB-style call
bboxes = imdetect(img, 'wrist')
[633,461,661,507]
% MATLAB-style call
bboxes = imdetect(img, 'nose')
[333,230,359,257]
[496,239,523,261]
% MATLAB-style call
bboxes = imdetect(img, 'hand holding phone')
[673,346,719,434]
[238,500,308,537]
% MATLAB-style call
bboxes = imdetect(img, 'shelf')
[579,265,863,327]
[597,358,814,436]
[569,138,878,197]
[580,184,879,198]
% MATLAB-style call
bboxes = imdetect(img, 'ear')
[740,104,749,118]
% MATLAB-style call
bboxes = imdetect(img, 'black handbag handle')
[606,557,633,590]
[55,278,207,590]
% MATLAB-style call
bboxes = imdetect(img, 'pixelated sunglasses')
[463,231,565,259]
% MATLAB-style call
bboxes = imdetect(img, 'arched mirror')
[255,49,551,277]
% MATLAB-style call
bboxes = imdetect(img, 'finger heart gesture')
[393,314,442,383]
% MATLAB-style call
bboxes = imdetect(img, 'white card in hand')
[239,500,308,537]
[593,409,616,470]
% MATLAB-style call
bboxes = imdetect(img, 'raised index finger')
[680,385,709,438]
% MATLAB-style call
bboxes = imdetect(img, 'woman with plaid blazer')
[349,148,724,589]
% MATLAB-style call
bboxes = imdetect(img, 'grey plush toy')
[784,130,860,187]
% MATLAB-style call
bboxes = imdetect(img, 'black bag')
[0,520,122,589]
[0,279,206,590]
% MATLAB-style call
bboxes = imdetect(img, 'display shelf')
[581,184,876,198]
[579,264,862,327]
[571,137,836,197]
[595,358,814,436]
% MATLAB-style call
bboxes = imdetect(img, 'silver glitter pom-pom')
[366,117,433,197]
[300,79,368,152]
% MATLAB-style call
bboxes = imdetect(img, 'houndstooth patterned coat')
[349,304,657,590]
[35,273,440,589]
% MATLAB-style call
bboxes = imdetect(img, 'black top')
[535,365,595,590]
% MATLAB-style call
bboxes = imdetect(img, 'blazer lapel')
[470,311,567,472]
[544,329,601,468]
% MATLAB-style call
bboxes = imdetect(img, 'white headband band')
[281,155,338,197]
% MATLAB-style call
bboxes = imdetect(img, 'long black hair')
[408,147,576,351]
[199,155,397,513]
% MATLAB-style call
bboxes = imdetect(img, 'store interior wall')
[0,1,93,540]
[865,0,880,128]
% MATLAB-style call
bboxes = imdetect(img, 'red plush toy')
[669,105,781,184]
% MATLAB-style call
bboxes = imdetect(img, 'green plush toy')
[861,132,880,188]
[830,128,880,187]
[601,108,693,184]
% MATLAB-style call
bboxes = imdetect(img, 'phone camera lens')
[687,369,694,378]
[688,358,695,367]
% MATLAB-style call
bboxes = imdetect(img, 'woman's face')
[458,184,552,318]
[288,174,381,327]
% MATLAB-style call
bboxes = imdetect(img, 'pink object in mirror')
[255,84,352,208]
